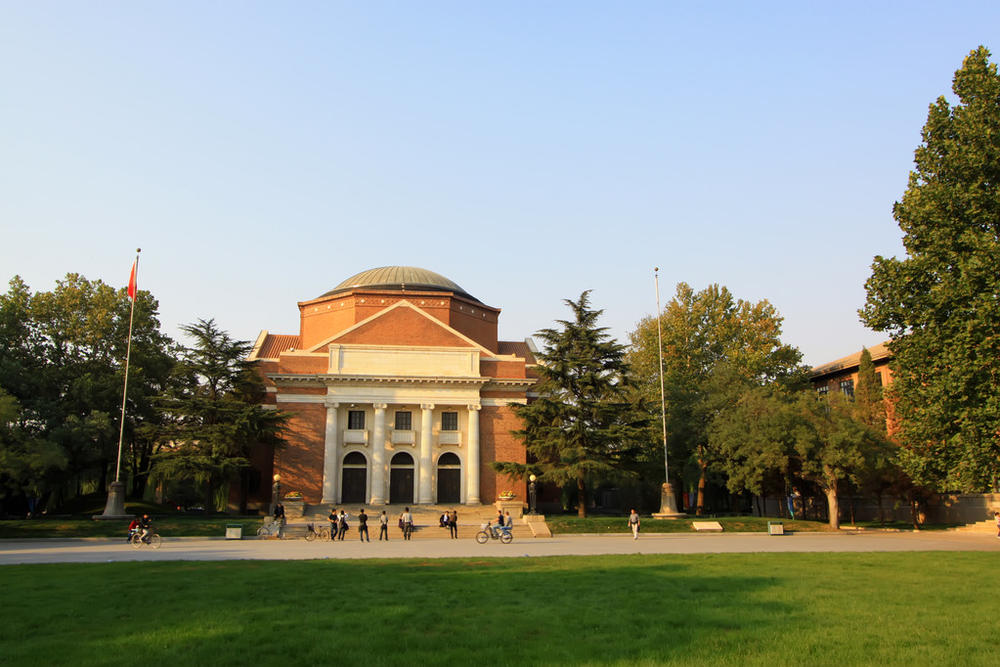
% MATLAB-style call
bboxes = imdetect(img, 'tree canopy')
[496,292,648,517]
[627,282,808,513]
[860,46,1000,492]
[0,274,173,513]
[152,319,285,512]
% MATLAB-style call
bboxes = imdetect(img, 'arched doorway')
[389,452,415,504]
[437,452,461,504]
[341,451,367,503]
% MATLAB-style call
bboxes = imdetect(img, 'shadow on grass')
[0,556,789,666]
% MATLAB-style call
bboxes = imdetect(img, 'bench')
[691,521,724,532]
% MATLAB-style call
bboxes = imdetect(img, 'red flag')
[127,260,137,300]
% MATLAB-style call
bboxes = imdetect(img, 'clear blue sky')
[2,2,997,366]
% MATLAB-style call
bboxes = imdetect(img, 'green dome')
[322,266,478,301]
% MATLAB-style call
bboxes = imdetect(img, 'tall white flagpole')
[653,267,682,518]
[114,248,140,483]
[98,248,141,519]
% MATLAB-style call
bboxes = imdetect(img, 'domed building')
[247,266,537,510]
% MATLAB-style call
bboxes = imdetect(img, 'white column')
[321,400,339,503]
[466,404,481,504]
[418,404,434,504]
[370,403,388,505]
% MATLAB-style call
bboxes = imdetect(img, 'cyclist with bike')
[138,514,153,544]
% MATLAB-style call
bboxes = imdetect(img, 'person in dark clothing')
[138,514,153,543]
[358,508,370,542]
[448,509,458,539]
[378,510,389,541]
[326,509,340,542]
[337,510,348,540]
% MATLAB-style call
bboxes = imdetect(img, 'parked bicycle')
[475,522,513,544]
[304,523,331,541]
[129,532,162,549]
[257,517,284,538]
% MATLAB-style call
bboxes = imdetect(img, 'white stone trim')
[481,397,526,406]
[248,329,269,361]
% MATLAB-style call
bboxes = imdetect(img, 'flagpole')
[98,248,141,519]
[653,267,682,518]
[114,248,140,483]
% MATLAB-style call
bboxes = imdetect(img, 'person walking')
[337,510,349,540]
[995,511,1000,539]
[378,510,389,541]
[358,508,370,542]
[448,509,458,539]
[628,509,640,540]
[401,507,413,541]
[328,508,338,541]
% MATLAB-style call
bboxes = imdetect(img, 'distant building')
[246,266,537,509]
[809,342,893,397]
[810,341,897,432]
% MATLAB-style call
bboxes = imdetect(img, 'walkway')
[2,531,998,565]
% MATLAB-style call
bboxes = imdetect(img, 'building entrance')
[437,452,461,504]
[341,451,367,503]
[389,452,414,504]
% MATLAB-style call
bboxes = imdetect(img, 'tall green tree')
[495,292,648,517]
[153,319,285,512]
[860,46,1000,492]
[0,274,173,510]
[628,283,808,513]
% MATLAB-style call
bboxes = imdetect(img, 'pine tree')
[153,319,285,511]
[861,46,1000,491]
[496,292,647,517]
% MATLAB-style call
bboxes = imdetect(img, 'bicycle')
[257,517,284,538]
[304,523,331,541]
[129,532,162,549]
[475,522,513,544]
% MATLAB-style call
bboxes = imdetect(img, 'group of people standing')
[327,508,377,542]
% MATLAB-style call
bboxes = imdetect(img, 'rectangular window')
[441,411,458,431]
[840,379,854,398]
[816,385,829,395]
[348,410,365,430]
[875,371,883,386]
[394,411,412,430]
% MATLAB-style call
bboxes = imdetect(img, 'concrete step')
[951,519,999,533]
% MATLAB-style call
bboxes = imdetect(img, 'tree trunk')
[695,453,707,515]
[825,485,840,530]
[876,492,884,525]
[577,473,587,518]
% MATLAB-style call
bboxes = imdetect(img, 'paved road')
[2,532,998,564]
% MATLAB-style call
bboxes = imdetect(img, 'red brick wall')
[480,405,526,502]
[273,403,325,503]
[335,306,472,347]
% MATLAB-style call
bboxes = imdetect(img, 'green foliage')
[498,292,649,517]
[0,274,173,511]
[861,46,1000,492]
[153,319,286,511]
[627,282,808,511]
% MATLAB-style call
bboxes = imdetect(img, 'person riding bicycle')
[138,514,152,543]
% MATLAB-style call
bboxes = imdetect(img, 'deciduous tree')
[861,46,1000,492]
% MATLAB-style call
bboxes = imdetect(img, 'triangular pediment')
[306,300,493,355]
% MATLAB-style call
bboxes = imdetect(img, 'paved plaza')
[2,531,998,565]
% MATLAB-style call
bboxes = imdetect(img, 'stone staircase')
[277,503,519,540]
[951,518,999,534]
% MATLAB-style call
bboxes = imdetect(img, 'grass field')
[0,552,994,666]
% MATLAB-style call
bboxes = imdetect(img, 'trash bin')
[225,524,243,540]
[767,521,784,536]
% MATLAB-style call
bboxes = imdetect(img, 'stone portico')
[248,266,536,509]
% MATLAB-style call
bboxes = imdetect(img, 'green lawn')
[0,553,994,666]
